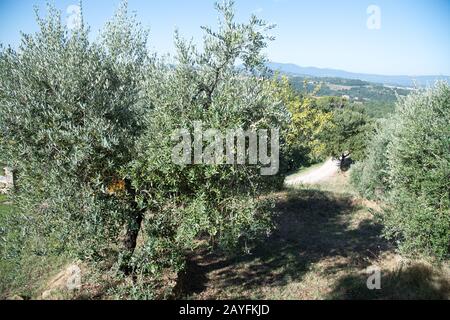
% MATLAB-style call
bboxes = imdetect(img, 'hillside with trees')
[286,75,413,118]
[0,1,448,301]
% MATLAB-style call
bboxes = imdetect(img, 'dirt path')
[285,158,340,186]
[181,170,450,300]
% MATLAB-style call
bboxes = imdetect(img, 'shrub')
[383,83,450,260]
[352,82,450,260]
[350,118,393,200]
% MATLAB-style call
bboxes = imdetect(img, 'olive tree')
[126,1,289,280]
[0,1,290,297]
[351,82,450,260]
[320,105,372,167]
[383,83,450,260]
[350,118,394,200]
[0,0,152,262]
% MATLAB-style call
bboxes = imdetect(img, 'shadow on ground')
[328,263,450,300]
[179,189,413,299]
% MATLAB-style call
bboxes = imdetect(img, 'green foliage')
[268,76,333,171]
[320,106,372,162]
[127,0,287,281]
[363,100,396,118]
[0,1,291,298]
[315,96,349,113]
[352,82,450,260]
[350,118,393,199]
[383,83,450,260]
[288,75,409,119]
[0,0,147,260]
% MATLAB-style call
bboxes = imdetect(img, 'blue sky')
[0,0,449,76]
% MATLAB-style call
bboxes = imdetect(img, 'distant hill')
[267,62,450,88]
[286,74,411,118]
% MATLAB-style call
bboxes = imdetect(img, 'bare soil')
[180,171,450,300]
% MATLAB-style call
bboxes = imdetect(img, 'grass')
[179,168,450,300]
[1,168,449,300]
[307,169,358,196]
[0,194,10,216]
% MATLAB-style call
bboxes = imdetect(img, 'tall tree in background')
[269,76,332,170]
[320,106,372,167]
